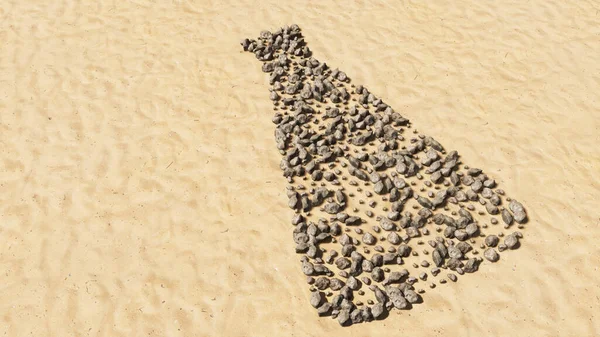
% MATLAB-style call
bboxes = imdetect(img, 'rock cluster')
[241,25,529,326]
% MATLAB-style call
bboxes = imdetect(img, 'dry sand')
[0,1,599,336]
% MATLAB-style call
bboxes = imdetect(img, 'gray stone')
[291,214,304,225]
[362,232,376,245]
[380,217,396,231]
[484,248,499,262]
[315,277,330,290]
[337,309,351,326]
[485,235,499,247]
[502,209,514,226]
[302,261,315,275]
[335,257,351,269]
[486,203,499,215]
[310,291,322,308]
[417,196,433,209]
[351,308,364,324]
[432,249,444,267]
[404,289,420,304]
[323,202,342,214]
[317,302,332,316]
[397,244,411,257]
[446,258,463,270]
[345,216,362,226]
[385,286,409,309]
[471,180,483,192]
[509,200,527,223]
[465,223,479,236]
[387,232,401,245]
[330,278,345,291]
[335,190,346,204]
[463,258,480,273]
[347,276,360,290]
[382,270,408,285]
[362,260,374,272]
[505,233,519,249]
[454,229,469,241]
[371,267,385,282]
[374,181,387,195]
[371,303,385,319]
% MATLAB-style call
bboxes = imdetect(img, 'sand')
[0,1,599,336]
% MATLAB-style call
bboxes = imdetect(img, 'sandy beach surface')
[1,1,599,336]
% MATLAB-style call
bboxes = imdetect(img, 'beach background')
[1,0,599,336]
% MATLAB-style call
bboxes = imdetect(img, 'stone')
[347,276,360,290]
[380,217,396,231]
[502,209,514,226]
[465,223,479,236]
[471,180,483,192]
[310,291,322,308]
[335,257,351,270]
[454,229,469,241]
[330,278,345,291]
[345,216,362,226]
[484,248,499,262]
[337,309,351,326]
[302,261,315,275]
[463,258,480,273]
[351,309,364,324]
[371,267,385,282]
[432,249,444,267]
[371,303,386,319]
[485,235,499,247]
[404,289,420,304]
[382,270,408,285]
[417,196,433,209]
[505,233,519,249]
[362,232,376,245]
[448,245,463,259]
[387,232,401,245]
[317,302,332,316]
[486,203,499,215]
[323,202,342,214]
[385,286,409,309]
[315,277,330,290]
[374,181,387,194]
[509,200,527,223]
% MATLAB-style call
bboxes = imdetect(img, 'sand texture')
[1,1,599,336]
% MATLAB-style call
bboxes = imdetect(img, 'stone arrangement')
[240,25,528,326]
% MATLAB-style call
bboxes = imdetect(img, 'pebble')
[311,291,323,308]
[501,209,514,226]
[504,233,519,249]
[484,248,499,262]
[386,286,409,309]
[362,232,376,245]
[337,309,351,326]
[485,235,499,247]
[509,200,527,223]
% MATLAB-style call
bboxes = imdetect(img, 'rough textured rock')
[485,235,499,247]
[484,248,500,262]
[310,291,322,308]
[385,286,409,309]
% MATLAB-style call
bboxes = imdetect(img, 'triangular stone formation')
[240,25,528,326]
